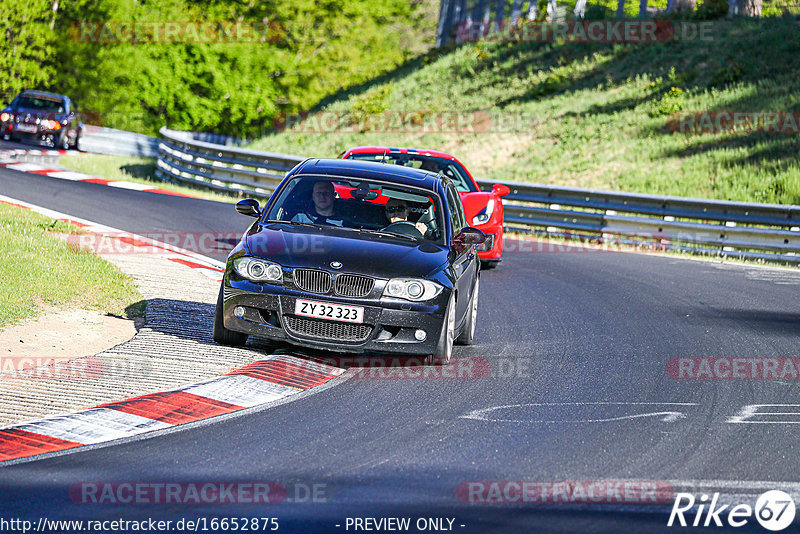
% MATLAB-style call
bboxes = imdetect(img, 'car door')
[446,182,477,326]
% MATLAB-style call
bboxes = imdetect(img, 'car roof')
[292,158,446,192]
[344,145,458,161]
[18,90,69,102]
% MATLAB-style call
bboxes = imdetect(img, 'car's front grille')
[335,274,374,297]
[284,315,372,342]
[293,269,332,294]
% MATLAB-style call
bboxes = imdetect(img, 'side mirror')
[492,184,511,197]
[451,227,486,253]
[235,198,261,217]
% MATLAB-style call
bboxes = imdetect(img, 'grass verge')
[58,153,242,203]
[0,203,145,328]
[248,17,800,205]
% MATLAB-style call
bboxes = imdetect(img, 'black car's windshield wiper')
[263,221,421,241]
[341,227,420,242]
[262,220,318,228]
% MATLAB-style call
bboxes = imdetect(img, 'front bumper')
[3,125,65,146]
[221,280,449,355]
[475,225,503,261]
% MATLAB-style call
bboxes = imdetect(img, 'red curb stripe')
[99,391,243,425]
[81,178,112,185]
[228,360,336,390]
[116,236,164,249]
[0,200,29,209]
[0,428,82,461]
[168,257,225,272]
[27,169,58,175]
[147,188,197,198]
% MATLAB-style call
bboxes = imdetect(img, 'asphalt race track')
[1,163,800,533]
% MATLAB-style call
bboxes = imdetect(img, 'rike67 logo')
[668,490,796,531]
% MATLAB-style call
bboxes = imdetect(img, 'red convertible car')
[341,146,509,267]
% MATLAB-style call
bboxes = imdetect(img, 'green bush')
[649,86,686,117]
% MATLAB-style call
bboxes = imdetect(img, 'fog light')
[414,329,426,341]
[233,306,246,318]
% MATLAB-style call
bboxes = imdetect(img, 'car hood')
[244,222,449,279]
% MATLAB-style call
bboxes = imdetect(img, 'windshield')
[346,152,479,193]
[12,96,65,112]
[265,175,445,243]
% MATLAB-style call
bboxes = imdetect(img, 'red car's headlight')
[472,198,495,226]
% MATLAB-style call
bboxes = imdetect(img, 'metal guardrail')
[156,127,800,265]
[81,125,160,158]
[156,127,304,195]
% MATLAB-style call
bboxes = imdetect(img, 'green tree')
[0,0,55,101]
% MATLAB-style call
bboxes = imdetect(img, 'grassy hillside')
[249,17,800,205]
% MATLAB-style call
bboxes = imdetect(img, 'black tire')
[213,284,248,346]
[481,260,500,270]
[425,294,456,366]
[74,133,84,152]
[456,277,479,345]
[59,132,69,151]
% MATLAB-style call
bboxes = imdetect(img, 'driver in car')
[384,198,428,236]
[292,180,344,226]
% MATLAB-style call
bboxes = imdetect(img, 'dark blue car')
[0,90,83,150]
[214,158,485,365]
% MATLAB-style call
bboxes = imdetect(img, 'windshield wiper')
[262,220,318,228]
[344,227,420,242]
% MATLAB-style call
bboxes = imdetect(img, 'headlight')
[232,257,283,283]
[41,120,61,130]
[472,198,495,226]
[383,278,442,301]
[0,113,9,123]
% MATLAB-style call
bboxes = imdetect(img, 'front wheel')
[213,285,248,346]
[425,294,455,366]
[456,277,479,346]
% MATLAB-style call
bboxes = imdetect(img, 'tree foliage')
[0,0,55,100]
[1,0,434,137]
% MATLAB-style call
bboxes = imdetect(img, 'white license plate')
[15,124,36,133]
[294,299,364,323]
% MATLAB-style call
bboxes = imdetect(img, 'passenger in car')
[292,180,344,226]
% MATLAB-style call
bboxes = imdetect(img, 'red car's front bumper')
[474,223,503,261]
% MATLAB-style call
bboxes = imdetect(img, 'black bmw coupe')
[214,158,485,364]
